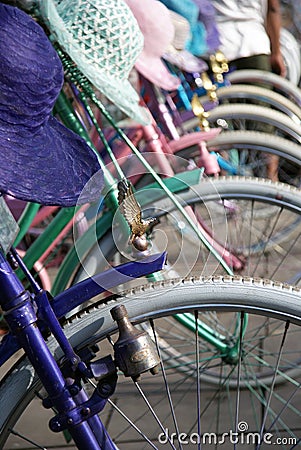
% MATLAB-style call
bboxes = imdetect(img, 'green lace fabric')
[0,197,19,255]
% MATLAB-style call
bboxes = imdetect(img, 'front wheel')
[2,276,301,448]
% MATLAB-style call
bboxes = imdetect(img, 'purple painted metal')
[0,251,166,448]
[0,252,27,307]
[52,252,167,319]
[0,252,166,364]
[0,252,116,449]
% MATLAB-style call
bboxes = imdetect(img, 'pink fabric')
[125,0,180,90]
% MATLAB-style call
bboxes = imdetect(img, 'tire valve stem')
[110,304,160,381]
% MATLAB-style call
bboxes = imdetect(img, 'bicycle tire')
[59,177,301,291]
[207,130,301,162]
[2,276,301,448]
[227,69,301,107]
[46,174,301,406]
[207,104,301,143]
[209,84,301,121]
[182,103,301,142]
[174,130,301,184]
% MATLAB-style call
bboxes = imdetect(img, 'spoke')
[267,384,301,432]
[186,361,239,435]
[251,206,283,274]
[110,365,195,444]
[107,399,158,449]
[195,311,201,450]
[9,428,47,449]
[234,312,245,450]
[234,329,301,431]
[246,382,299,440]
[150,319,184,450]
[270,231,301,282]
[88,378,157,448]
[242,342,301,422]
[257,321,290,448]
[134,382,177,450]
[246,199,255,275]
[225,201,247,268]
[214,363,225,450]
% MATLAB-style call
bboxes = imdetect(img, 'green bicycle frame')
[14,89,243,358]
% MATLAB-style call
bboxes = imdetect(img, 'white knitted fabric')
[40,0,151,124]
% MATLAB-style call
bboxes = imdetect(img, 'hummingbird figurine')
[117,178,157,251]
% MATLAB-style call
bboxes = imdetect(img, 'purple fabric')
[193,0,221,52]
[0,4,104,206]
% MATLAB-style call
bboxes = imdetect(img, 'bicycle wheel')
[2,277,301,449]
[59,177,301,291]
[200,84,301,121]
[173,130,301,185]
[206,104,301,143]
[207,130,301,184]
[227,69,301,107]
[182,103,301,144]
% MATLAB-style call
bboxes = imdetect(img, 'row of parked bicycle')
[1,1,301,449]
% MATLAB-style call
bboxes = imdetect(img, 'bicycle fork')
[0,250,166,449]
[0,252,113,449]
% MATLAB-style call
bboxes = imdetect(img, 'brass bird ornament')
[117,178,156,251]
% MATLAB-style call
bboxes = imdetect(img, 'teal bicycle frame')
[11,62,249,369]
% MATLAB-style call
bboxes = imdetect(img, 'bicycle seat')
[0,4,104,207]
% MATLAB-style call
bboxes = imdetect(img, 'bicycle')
[11,61,301,297]
[3,4,301,448]
[3,237,301,448]
[1,64,300,449]
[1,138,301,448]
[161,77,301,145]
[144,58,301,188]
[162,64,301,127]
[137,75,301,184]
[6,0,301,296]
[228,69,301,107]
[12,53,298,293]
[12,0,301,398]
[51,71,301,292]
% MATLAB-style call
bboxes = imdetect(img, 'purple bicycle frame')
[0,250,166,449]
